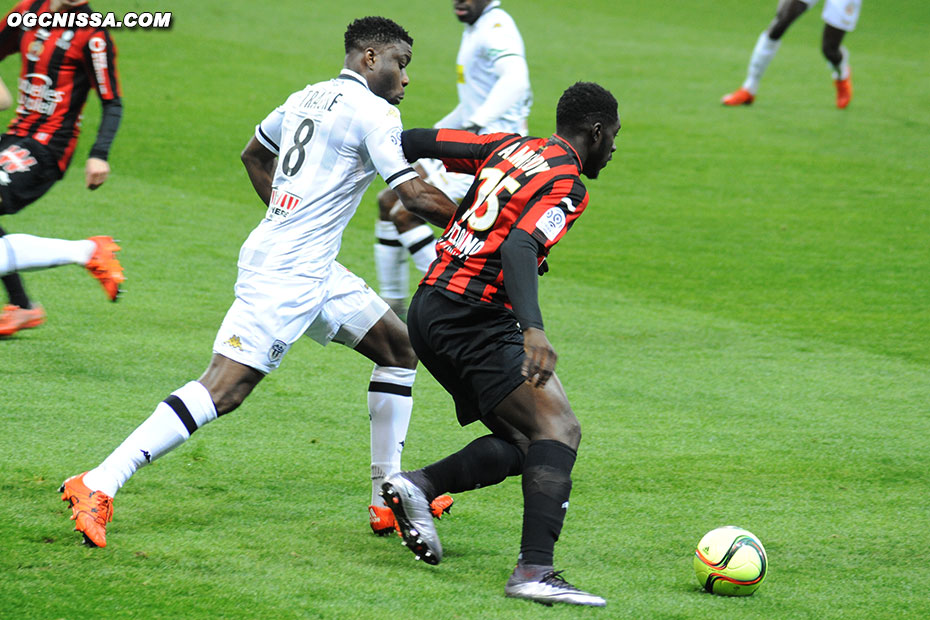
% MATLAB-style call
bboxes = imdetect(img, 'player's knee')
[377,188,398,220]
[384,340,418,369]
[391,206,425,233]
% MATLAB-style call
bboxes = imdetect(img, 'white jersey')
[243,69,418,278]
[453,1,531,134]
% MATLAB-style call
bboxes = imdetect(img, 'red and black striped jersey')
[0,0,121,172]
[403,128,589,308]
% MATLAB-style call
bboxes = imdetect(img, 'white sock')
[0,234,95,276]
[399,225,437,274]
[742,31,781,95]
[829,45,850,80]
[374,220,408,300]
[368,365,415,506]
[83,381,218,497]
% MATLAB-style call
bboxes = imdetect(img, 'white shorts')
[213,262,389,373]
[800,0,861,31]
[418,158,474,204]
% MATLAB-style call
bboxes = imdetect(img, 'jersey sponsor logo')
[89,35,110,96]
[0,146,38,175]
[439,220,485,258]
[18,73,65,116]
[560,196,576,212]
[266,187,301,220]
[536,206,566,241]
[268,339,288,363]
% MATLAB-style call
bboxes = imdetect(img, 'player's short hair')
[556,82,619,132]
[344,17,413,53]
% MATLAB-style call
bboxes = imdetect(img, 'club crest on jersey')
[268,339,288,363]
[266,188,301,221]
[26,40,44,62]
[537,206,566,241]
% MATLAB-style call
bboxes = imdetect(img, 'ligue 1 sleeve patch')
[537,206,567,241]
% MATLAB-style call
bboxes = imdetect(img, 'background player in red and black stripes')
[380,82,619,607]
[0,0,124,337]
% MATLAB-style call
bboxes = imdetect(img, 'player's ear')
[589,121,603,148]
[364,47,377,70]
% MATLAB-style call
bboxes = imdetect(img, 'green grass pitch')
[1,0,929,617]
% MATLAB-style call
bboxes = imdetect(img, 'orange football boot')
[369,494,454,535]
[60,472,113,547]
[721,87,755,106]
[0,303,45,336]
[835,72,852,109]
[85,236,124,301]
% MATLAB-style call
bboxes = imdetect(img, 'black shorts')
[408,284,526,426]
[0,134,62,215]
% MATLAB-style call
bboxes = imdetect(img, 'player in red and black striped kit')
[0,0,124,337]
[380,82,620,607]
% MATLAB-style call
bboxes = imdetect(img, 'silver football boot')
[380,473,443,565]
[505,565,606,607]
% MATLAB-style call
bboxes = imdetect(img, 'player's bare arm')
[241,136,277,205]
[0,76,12,111]
[393,177,457,228]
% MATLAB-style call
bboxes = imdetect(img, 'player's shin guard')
[0,234,95,275]
[82,381,218,497]
[519,440,576,567]
[418,434,525,502]
[368,366,415,505]
[743,31,781,94]
[374,221,408,304]
[399,225,437,274]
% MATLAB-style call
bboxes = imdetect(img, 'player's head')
[344,17,414,105]
[51,0,88,9]
[556,82,620,179]
[453,0,493,25]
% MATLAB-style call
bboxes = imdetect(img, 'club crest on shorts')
[268,339,288,363]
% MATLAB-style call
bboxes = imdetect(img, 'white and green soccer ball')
[693,526,767,596]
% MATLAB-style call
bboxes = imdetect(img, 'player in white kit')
[59,17,457,548]
[373,0,532,316]
[721,0,861,109]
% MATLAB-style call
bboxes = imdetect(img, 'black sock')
[0,226,30,308]
[2,273,31,308]
[519,439,577,567]
[418,434,525,503]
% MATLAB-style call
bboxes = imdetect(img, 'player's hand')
[522,327,557,388]
[85,157,110,190]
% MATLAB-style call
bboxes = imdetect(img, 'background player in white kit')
[373,0,532,316]
[60,17,457,548]
[721,0,861,109]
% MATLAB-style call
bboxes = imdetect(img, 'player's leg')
[722,0,811,105]
[305,263,437,533]
[62,270,307,546]
[0,225,44,335]
[820,0,859,108]
[491,377,604,606]
[61,354,262,547]
[374,187,409,316]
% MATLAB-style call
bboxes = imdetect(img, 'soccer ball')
[693,526,767,596]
